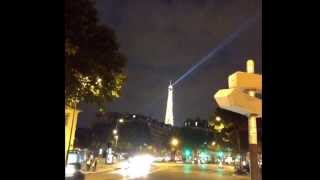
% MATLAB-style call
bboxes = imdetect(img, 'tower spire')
[165,81,174,126]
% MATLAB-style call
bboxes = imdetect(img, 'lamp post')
[113,118,124,149]
[171,138,179,161]
[114,135,119,146]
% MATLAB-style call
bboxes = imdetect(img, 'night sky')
[78,0,261,128]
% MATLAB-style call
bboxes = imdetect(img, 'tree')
[119,121,152,148]
[177,127,214,150]
[65,0,127,107]
[90,122,114,150]
[209,107,247,154]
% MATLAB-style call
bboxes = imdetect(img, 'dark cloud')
[78,0,261,127]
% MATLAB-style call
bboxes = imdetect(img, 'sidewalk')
[81,158,122,174]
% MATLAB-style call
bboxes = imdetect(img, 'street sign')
[214,88,262,117]
[228,71,262,93]
[214,59,261,180]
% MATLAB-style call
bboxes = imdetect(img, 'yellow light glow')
[214,123,224,132]
[246,59,255,73]
[216,116,221,121]
[212,141,216,146]
[113,129,118,134]
[171,138,179,146]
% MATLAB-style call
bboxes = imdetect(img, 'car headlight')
[65,165,76,177]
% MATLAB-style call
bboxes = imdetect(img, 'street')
[83,163,249,180]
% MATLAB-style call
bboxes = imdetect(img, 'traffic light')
[184,149,191,157]
[218,151,224,158]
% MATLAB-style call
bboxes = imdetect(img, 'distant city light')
[195,121,198,126]
[113,129,118,134]
[133,114,136,118]
[216,116,221,121]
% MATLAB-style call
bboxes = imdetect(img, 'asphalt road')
[83,163,249,180]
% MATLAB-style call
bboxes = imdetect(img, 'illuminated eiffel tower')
[164,81,174,126]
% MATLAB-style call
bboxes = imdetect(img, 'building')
[147,119,173,149]
[90,112,173,151]
[184,118,209,130]
[122,113,173,149]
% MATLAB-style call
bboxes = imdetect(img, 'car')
[66,151,82,178]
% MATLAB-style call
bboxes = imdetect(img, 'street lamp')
[170,138,179,161]
[119,118,124,123]
[216,116,221,122]
[211,141,216,146]
[171,138,179,147]
[113,129,118,135]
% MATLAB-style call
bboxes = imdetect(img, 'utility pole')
[246,60,259,180]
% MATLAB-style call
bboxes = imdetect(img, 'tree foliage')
[209,107,247,152]
[177,127,214,149]
[65,0,127,106]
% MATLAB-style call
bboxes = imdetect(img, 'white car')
[66,151,82,178]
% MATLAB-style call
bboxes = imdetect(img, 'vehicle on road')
[66,151,82,178]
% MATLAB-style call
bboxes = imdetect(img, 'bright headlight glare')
[65,165,76,177]
[119,154,155,178]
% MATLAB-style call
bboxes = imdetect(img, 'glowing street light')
[119,118,124,123]
[113,129,118,135]
[216,116,221,122]
[211,141,216,146]
[171,138,179,147]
